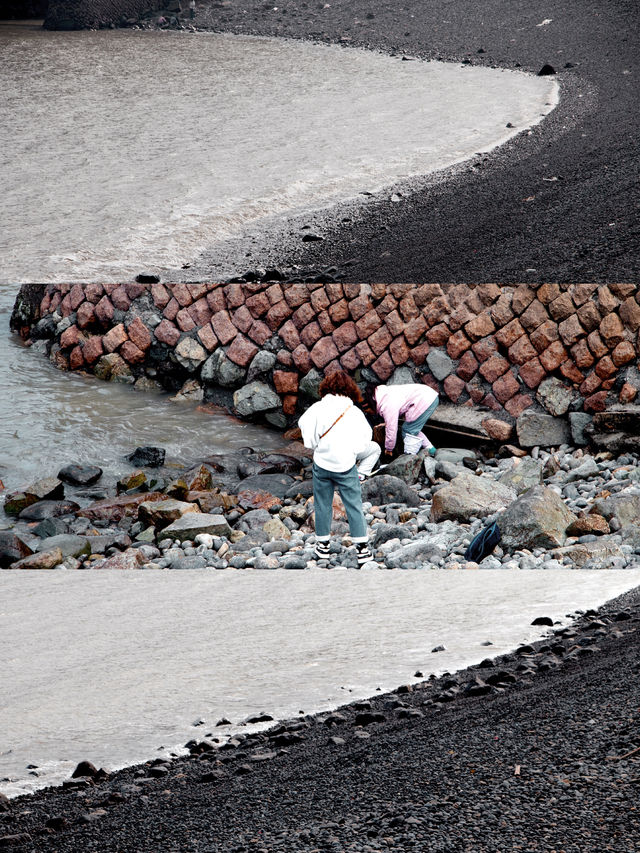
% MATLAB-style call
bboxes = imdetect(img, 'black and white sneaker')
[314,540,331,560]
[355,542,374,566]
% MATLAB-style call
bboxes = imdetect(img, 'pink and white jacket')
[375,383,439,452]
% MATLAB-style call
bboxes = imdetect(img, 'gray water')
[0,285,285,495]
[0,23,557,284]
[2,568,639,798]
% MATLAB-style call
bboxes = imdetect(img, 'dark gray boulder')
[499,486,577,551]
[361,475,422,507]
[126,446,166,468]
[18,499,80,521]
[57,464,103,486]
[235,473,295,499]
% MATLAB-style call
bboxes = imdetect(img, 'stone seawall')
[12,282,640,445]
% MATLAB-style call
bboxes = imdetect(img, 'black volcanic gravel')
[3,592,640,851]
[173,0,640,285]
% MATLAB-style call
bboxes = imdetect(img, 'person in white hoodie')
[299,371,380,565]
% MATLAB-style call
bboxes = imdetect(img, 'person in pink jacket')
[374,383,439,457]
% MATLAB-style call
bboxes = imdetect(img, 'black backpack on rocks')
[463,521,501,563]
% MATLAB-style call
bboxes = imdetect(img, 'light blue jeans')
[402,398,439,437]
[312,462,368,542]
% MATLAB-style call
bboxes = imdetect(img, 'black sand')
[2,591,639,851]
[183,0,640,284]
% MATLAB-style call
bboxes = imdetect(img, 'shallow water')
[0,23,557,284]
[2,568,639,798]
[0,287,285,497]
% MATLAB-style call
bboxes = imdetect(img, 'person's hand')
[384,449,393,458]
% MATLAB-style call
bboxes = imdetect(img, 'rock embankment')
[11,283,640,437]
[3,427,640,571]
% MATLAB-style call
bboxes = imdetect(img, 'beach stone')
[384,539,446,569]
[85,533,132,554]
[0,531,33,568]
[57,464,103,486]
[589,491,640,526]
[190,491,238,513]
[482,418,513,441]
[569,412,592,446]
[361,475,422,507]
[94,353,133,383]
[236,473,295,499]
[566,515,609,537]
[169,555,209,570]
[551,537,625,568]
[254,555,280,569]
[499,486,577,551]
[380,451,427,484]
[201,349,246,387]
[562,456,600,483]
[283,555,307,569]
[3,477,64,515]
[498,458,544,495]
[247,350,277,381]
[285,480,315,500]
[372,524,408,547]
[18,499,80,521]
[299,368,323,400]
[35,534,91,558]
[435,460,463,481]
[423,456,437,481]
[138,499,200,529]
[134,376,163,394]
[536,377,579,416]
[248,453,302,476]
[183,465,214,492]
[426,350,454,380]
[117,470,147,493]
[135,527,157,544]
[435,448,477,465]
[10,547,64,570]
[78,492,165,523]
[237,509,272,531]
[94,548,145,570]
[516,412,572,448]
[233,381,281,417]
[127,446,166,468]
[263,517,291,541]
[174,337,207,372]
[431,474,515,523]
[163,513,233,542]
[170,379,203,403]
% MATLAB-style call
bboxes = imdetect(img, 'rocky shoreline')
[4,415,640,573]
[1,585,638,850]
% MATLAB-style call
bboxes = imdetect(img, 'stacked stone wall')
[14,282,640,439]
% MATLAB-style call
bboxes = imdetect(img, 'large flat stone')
[35,535,91,558]
[138,499,200,529]
[516,412,571,448]
[10,548,64,570]
[77,493,165,523]
[163,513,233,542]
[431,473,515,523]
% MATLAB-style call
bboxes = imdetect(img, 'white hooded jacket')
[298,394,373,473]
